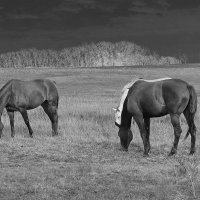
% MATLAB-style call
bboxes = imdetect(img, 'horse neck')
[121,97,132,129]
[0,81,12,114]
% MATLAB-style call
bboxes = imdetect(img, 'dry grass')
[0,66,200,199]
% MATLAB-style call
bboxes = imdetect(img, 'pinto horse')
[113,78,197,156]
[0,79,59,138]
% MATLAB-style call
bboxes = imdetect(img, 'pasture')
[0,66,200,199]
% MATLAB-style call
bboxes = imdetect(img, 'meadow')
[0,65,200,199]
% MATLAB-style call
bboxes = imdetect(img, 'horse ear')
[112,107,117,112]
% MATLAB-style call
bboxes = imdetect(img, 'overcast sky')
[0,0,200,62]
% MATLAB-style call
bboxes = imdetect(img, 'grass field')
[0,65,200,199]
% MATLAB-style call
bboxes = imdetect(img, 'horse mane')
[119,76,170,111]
[122,77,172,92]
[117,78,140,111]
[122,78,140,92]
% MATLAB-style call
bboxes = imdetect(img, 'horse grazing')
[113,78,197,156]
[0,79,59,138]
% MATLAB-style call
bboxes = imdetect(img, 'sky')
[0,0,200,62]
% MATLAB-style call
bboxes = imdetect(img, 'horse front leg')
[0,119,4,138]
[183,109,196,155]
[6,109,15,137]
[41,101,58,136]
[144,117,151,154]
[189,122,196,155]
[169,114,182,156]
[134,115,150,156]
[19,109,33,138]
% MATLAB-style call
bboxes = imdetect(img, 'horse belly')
[26,93,45,110]
[142,102,168,118]
[14,92,45,110]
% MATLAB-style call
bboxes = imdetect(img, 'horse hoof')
[52,132,59,137]
[168,149,177,156]
[119,147,128,152]
[189,151,195,155]
[143,154,149,157]
[168,152,176,157]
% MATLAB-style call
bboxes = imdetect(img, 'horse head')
[118,127,133,151]
[113,104,133,151]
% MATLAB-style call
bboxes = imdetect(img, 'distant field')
[0,65,200,199]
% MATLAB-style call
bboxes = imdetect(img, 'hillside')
[0,41,183,68]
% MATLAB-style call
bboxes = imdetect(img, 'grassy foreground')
[0,66,200,199]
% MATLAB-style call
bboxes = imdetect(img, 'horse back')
[9,79,58,110]
[127,79,190,117]
[162,79,189,103]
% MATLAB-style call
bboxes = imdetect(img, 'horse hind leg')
[183,108,196,155]
[144,117,151,154]
[6,109,15,138]
[41,100,58,136]
[169,113,182,156]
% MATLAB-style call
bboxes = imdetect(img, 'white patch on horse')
[115,79,138,126]
[141,77,172,82]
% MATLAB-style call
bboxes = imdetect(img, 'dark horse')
[113,78,197,156]
[0,79,59,138]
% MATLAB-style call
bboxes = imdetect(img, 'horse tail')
[187,85,197,114]
[184,84,197,140]
[56,93,59,108]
